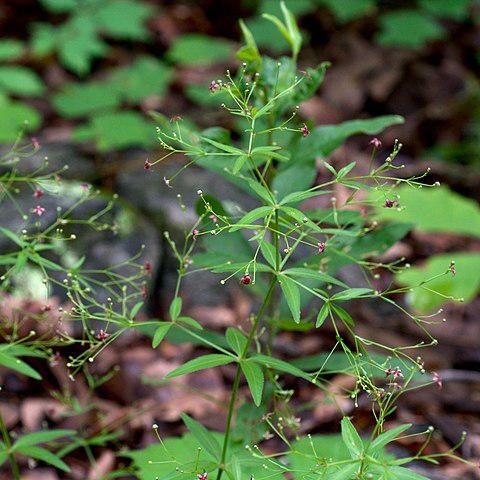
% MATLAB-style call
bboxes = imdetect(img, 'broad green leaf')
[373,185,480,239]
[341,417,363,459]
[152,323,172,348]
[0,353,41,380]
[260,240,277,268]
[229,206,274,232]
[331,288,373,301]
[53,83,120,117]
[316,302,330,328]
[14,430,76,449]
[396,252,480,312]
[320,0,376,23]
[73,111,155,150]
[226,328,248,356]
[241,359,264,406]
[370,424,412,453]
[0,40,24,61]
[0,66,45,96]
[0,99,41,143]
[252,354,312,382]
[96,0,155,40]
[109,56,172,102]
[279,274,301,323]
[273,160,317,200]
[376,10,445,48]
[296,115,404,161]
[180,413,222,460]
[419,0,470,20]
[57,19,108,76]
[164,354,235,379]
[169,297,182,321]
[15,445,70,472]
[167,34,233,66]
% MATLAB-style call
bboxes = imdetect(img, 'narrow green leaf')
[229,206,274,232]
[331,288,373,301]
[323,160,337,176]
[341,417,363,459]
[252,354,311,383]
[389,466,432,480]
[180,413,222,460]
[226,328,247,356]
[0,353,41,380]
[279,274,301,323]
[233,155,249,174]
[370,424,412,453]
[280,206,322,232]
[316,303,330,328]
[283,267,347,288]
[241,359,264,406]
[130,301,144,319]
[330,463,359,480]
[169,297,182,321]
[336,161,356,179]
[14,430,76,449]
[280,1,302,58]
[200,136,243,155]
[0,227,25,247]
[259,240,277,268]
[246,179,275,204]
[331,304,355,327]
[164,354,235,379]
[177,316,203,330]
[16,445,70,472]
[237,19,261,64]
[152,324,171,348]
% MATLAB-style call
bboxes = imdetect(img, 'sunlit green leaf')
[241,359,264,406]
[164,354,236,379]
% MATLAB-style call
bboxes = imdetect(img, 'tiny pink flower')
[96,329,110,343]
[369,138,382,148]
[163,177,172,188]
[384,198,395,208]
[209,81,220,93]
[144,159,152,171]
[49,351,61,367]
[197,474,208,480]
[300,123,310,138]
[240,274,252,285]
[33,188,44,198]
[448,261,456,277]
[170,115,182,123]
[80,184,90,190]
[385,367,403,380]
[209,214,218,223]
[141,286,148,298]
[317,242,325,254]
[33,205,46,216]
[32,137,40,149]
[144,262,151,275]
[432,372,442,389]
[192,229,199,240]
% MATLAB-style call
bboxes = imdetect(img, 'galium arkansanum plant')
[0,3,474,479]
[143,4,473,480]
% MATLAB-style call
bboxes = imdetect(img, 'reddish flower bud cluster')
[300,123,310,138]
[240,274,252,285]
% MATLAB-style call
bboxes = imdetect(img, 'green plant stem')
[216,276,277,480]
[0,412,19,480]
